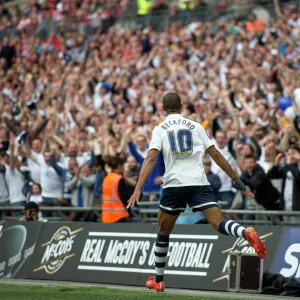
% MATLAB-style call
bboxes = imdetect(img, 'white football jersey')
[149,114,214,188]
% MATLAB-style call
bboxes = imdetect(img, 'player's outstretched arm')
[127,149,160,208]
[206,145,254,198]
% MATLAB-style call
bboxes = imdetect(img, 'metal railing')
[1,203,300,225]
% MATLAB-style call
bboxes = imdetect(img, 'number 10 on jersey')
[168,130,193,155]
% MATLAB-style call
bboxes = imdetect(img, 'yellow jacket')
[137,0,153,15]
[179,0,194,10]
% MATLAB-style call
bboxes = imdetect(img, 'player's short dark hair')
[244,154,257,161]
[163,92,182,112]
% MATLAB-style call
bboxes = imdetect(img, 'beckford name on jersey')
[160,118,195,131]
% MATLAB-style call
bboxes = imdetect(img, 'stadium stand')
[0,0,299,223]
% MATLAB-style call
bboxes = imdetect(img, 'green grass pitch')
[0,284,230,300]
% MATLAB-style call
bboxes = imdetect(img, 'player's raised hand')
[127,189,141,209]
[232,177,255,198]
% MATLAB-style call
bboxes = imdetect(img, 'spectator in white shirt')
[29,183,43,204]
[93,85,111,110]
[6,137,26,216]
[26,146,63,207]
[211,130,237,208]
[61,142,86,168]
[0,154,9,207]
[27,137,43,184]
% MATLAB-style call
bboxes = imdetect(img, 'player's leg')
[146,187,186,292]
[153,210,178,284]
[146,211,180,292]
[203,206,246,238]
[189,186,267,259]
[203,206,266,259]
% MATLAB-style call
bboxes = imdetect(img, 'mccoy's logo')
[213,232,273,283]
[33,226,83,274]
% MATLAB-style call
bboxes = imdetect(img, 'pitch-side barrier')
[0,221,299,291]
[1,204,300,227]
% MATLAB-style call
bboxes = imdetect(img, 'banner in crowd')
[0,221,298,290]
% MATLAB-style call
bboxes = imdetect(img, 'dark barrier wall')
[0,222,42,279]
[272,227,300,280]
[0,222,299,290]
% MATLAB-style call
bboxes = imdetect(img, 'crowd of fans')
[0,0,299,223]
[0,0,129,39]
